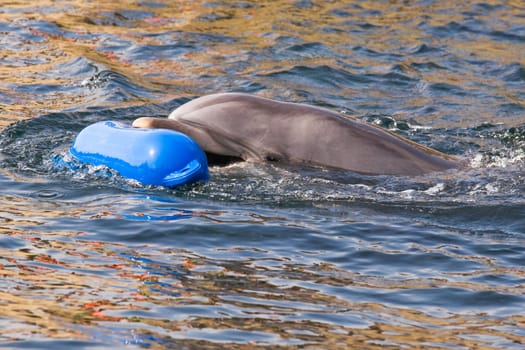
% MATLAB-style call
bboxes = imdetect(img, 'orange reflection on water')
[0,0,524,348]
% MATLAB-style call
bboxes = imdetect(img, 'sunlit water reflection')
[0,1,524,349]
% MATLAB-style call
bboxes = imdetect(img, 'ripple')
[502,64,525,82]
[48,57,99,79]
[33,189,63,199]
[407,43,442,55]
[81,69,161,102]
[285,42,330,57]
[365,64,418,87]
[0,340,110,350]
[490,29,525,43]
[429,20,481,38]
[410,61,447,71]
[352,45,403,61]
[89,10,154,27]
[262,65,371,89]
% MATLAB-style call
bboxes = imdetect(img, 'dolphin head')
[132,117,244,165]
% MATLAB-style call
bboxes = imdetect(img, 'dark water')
[1,1,525,348]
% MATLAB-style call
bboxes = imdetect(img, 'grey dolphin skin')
[133,93,461,176]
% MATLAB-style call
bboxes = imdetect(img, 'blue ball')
[70,121,209,187]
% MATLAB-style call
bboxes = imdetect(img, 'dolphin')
[132,93,461,176]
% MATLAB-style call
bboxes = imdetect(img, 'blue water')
[0,1,524,348]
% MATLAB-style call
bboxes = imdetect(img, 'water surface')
[0,1,524,348]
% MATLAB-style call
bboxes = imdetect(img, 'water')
[0,1,524,348]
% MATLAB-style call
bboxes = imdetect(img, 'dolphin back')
[166,93,460,176]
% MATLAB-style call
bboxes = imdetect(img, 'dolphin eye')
[265,154,280,162]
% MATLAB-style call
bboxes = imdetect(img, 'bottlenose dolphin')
[132,93,461,176]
